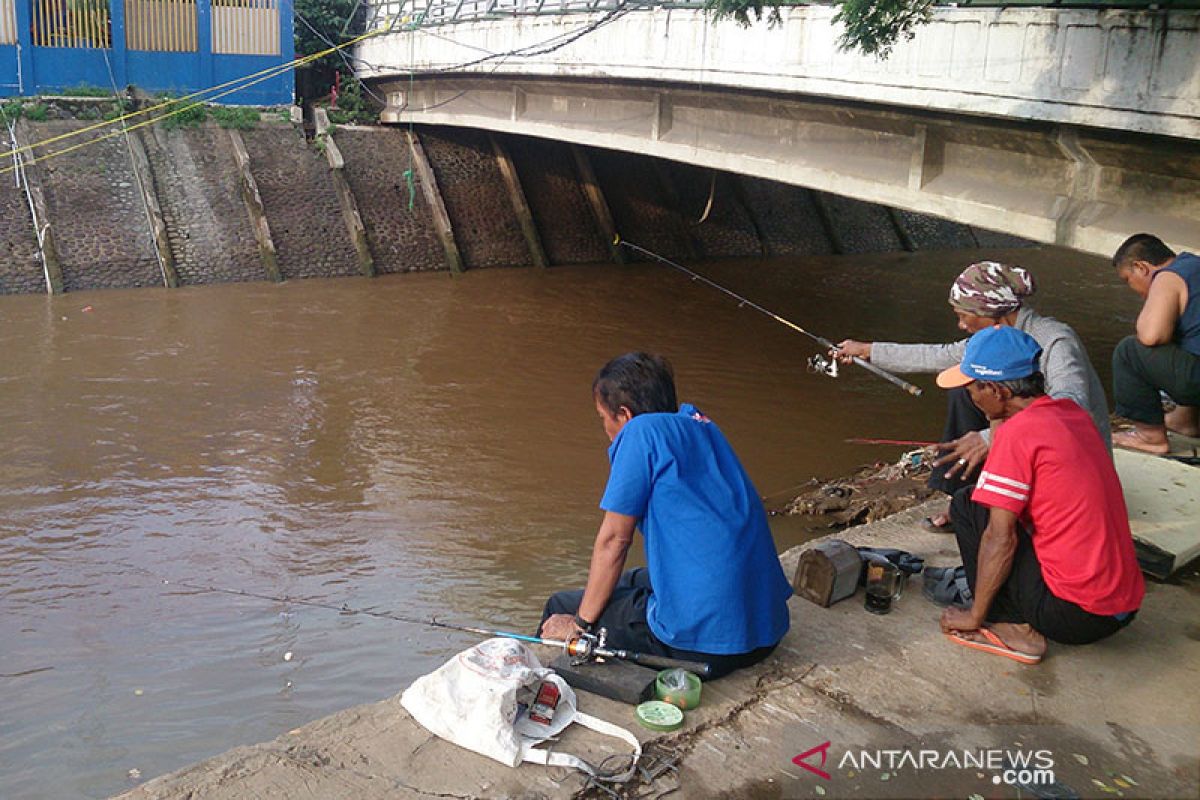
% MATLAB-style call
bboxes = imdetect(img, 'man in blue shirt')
[1111,233,1200,454]
[538,352,792,679]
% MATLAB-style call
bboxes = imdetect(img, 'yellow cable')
[0,23,388,164]
[1,45,327,176]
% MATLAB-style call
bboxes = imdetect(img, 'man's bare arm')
[540,511,636,640]
[968,506,1020,627]
[1137,271,1186,347]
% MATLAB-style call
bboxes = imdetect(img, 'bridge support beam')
[491,135,548,269]
[570,145,625,265]
[408,130,463,274]
[228,130,282,283]
[378,76,1200,259]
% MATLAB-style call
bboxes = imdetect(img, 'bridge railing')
[365,0,1199,30]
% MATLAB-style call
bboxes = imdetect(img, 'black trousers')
[949,487,1134,645]
[538,568,777,680]
[927,387,989,496]
[1112,335,1200,425]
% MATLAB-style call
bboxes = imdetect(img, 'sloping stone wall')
[0,128,43,295]
[141,127,264,285]
[897,209,979,250]
[670,164,762,259]
[504,136,607,265]
[0,121,1035,295]
[737,179,835,257]
[337,128,443,274]
[240,126,358,281]
[820,194,905,254]
[35,121,160,292]
[419,128,531,269]
[590,148,691,261]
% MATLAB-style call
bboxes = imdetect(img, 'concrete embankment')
[0,105,1034,296]
[114,499,1200,800]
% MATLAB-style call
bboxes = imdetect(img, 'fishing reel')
[564,628,606,665]
[807,352,839,379]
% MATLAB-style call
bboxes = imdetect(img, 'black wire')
[296,2,631,84]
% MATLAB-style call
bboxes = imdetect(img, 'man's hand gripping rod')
[563,628,713,678]
[614,236,922,397]
[455,625,713,677]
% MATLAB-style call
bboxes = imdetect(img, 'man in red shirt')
[936,326,1144,664]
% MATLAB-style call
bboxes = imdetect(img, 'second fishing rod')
[614,237,923,397]
[162,578,713,677]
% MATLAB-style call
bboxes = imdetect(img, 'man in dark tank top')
[1111,233,1200,454]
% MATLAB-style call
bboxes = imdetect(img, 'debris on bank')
[782,448,937,527]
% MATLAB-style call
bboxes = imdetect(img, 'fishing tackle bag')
[401,637,641,777]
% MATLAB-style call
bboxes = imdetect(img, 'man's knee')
[949,485,978,530]
[1113,335,1144,372]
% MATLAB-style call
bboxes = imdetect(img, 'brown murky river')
[0,248,1138,798]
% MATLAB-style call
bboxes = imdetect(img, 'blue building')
[0,0,294,104]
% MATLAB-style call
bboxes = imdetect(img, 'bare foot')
[922,503,953,531]
[987,622,1047,658]
[1114,427,1170,455]
[1165,405,1200,438]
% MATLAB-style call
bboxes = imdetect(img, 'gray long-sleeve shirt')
[870,307,1112,448]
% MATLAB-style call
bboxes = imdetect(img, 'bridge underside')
[377,76,1200,259]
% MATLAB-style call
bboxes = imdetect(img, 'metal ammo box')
[793,539,861,607]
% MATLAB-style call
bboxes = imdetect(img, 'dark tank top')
[1162,252,1200,356]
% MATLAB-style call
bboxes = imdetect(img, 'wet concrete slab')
[114,500,1200,800]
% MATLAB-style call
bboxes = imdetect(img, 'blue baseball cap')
[937,326,1043,389]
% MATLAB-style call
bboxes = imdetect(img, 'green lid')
[635,700,684,731]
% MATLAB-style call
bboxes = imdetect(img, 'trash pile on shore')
[784,448,938,528]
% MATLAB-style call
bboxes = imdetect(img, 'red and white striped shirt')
[972,396,1144,616]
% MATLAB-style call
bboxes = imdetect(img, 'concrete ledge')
[315,109,376,277]
[115,499,1200,799]
[13,120,62,294]
[227,130,282,283]
[127,130,178,288]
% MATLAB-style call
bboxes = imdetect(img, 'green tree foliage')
[327,72,376,125]
[705,0,933,59]
[295,0,361,71]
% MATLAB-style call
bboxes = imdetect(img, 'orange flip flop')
[945,627,1043,665]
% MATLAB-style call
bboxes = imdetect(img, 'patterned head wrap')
[948,261,1037,317]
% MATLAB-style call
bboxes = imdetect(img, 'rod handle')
[848,355,924,396]
[613,649,713,679]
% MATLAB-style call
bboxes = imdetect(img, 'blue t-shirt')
[600,404,792,654]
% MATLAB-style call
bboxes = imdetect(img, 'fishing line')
[614,236,923,397]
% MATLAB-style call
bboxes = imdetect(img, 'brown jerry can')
[793,539,862,607]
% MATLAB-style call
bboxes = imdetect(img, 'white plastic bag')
[401,637,640,777]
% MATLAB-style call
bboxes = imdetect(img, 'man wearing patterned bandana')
[837,261,1110,531]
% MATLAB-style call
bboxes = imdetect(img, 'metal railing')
[126,0,198,52]
[0,0,16,45]
[32,0,113,48]
[213,0,281,55]
[363,0,1199,30]
[365,0,678,31]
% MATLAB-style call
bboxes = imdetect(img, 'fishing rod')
[615,236,923,397]
[163,578,713,678]
[846,438,937,447]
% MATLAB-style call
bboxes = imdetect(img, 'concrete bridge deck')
[358,5,1200,258]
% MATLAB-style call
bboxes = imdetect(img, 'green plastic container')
[655,669,702,710]
[635,700,684,731]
